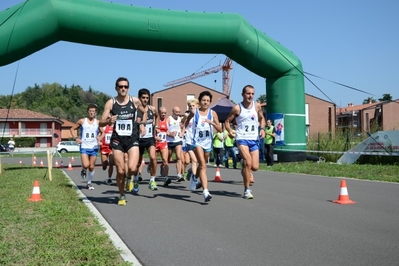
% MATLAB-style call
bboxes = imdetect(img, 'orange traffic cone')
[40,160,44,167]
[71,156,75,162]
[333,179,356,204]
[19,160,22,164]
[213,167,223,182]
[68,161,73,170]
[33,160,37,167]
[28,180,43,202]
[55,160,59,168]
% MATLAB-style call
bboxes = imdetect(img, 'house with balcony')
[0,108,63,147]
[336,100,399,133]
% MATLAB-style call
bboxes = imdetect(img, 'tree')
[257,94,267,103]
[378,93,392,102]
[363,97,377,104]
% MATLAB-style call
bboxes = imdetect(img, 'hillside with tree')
[0,83,111,122]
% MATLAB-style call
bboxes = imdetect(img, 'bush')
[1,137,36,147]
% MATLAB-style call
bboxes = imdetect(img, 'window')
[157,97,162,110]
[40,138,47,147]
[21,123,26,135]
[0,123,10,134]
[305,104,309,125]
[40,123,47,134]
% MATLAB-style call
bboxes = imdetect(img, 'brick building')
[150,82,227,114]
[60,119,75,140]
[305,94,336,138]
[337,100,399,132]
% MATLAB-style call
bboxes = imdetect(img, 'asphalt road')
[4,156,399,266]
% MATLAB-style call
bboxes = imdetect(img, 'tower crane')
[164,57,233,97]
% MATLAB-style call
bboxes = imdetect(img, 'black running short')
[168,141,183,150]
[139,138,155,155]
[110,135,139,153]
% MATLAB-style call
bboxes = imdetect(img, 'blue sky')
[1,0,398,107]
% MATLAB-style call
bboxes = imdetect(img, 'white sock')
[150,177,155,181]
[88,170,95,182]
[203,189,209,194]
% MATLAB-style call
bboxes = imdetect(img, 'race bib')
[104,133,112,144]
[141,124,153,139]
[115,120,133,136]
[241,121,257,137]
[196,129,210,141]
[158,132,167,142]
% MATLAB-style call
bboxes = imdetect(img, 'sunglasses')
[117,85,129,89]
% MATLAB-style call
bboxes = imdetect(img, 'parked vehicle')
[56,141,80,153]
[0,144,9,153]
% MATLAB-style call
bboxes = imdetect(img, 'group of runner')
[70,77,265,205]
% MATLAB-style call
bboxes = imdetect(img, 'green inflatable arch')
[0,0,306,161]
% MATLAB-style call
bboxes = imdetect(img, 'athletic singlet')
[157,118,168,143]
[235,101,258,141]
[192,108,213,150]
[110,96,138,137]
[102,125,114,145]
[166,115,182,143]
[185,117,194,145]
[80,118,99,150]
[140,105,155,139]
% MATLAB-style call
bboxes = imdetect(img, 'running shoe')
[196,180,202,190]
[86,183,94,190]
[162,164,169,177]
[81,169,87,179]
[186,168,192,181]
[146,165,150,173]
[244,189,254,199]
[177,174,185,182]
[160,165,164,176]
[118,195,127,206]
[163,177,171,187]
[190,175,198,191]
[126,178,133,192]
[102,160,108,171]
[203,190,212,202]
[138,174,143,182]
[148,180,159,191]
[250,173,255,184]
[106,178,113,185]
[133,180,139,193]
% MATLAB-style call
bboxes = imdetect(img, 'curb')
[62,171,142,266]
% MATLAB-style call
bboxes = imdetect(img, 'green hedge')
[1,137,36,147]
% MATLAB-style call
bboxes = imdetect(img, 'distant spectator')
[265,119,276,166]
[8,137,15,156]
[223,125,237,169]
[258,126,266,163]
[212,131,224,167]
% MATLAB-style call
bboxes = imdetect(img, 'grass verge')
[0,164,132,266]
[259,161,399,183]
[1,159,398,265]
